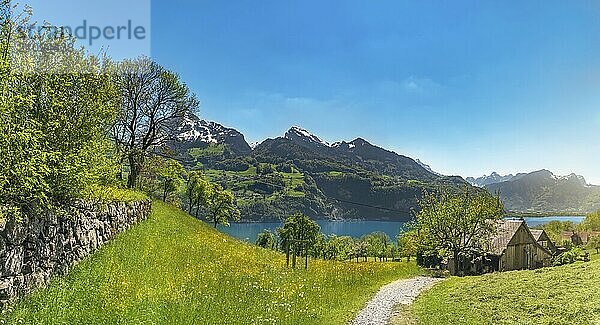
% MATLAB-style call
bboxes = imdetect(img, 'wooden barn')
[490,220,553,271]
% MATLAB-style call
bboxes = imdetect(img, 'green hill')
[411,259,600,324]
[169,121,477,222]
[2,202,420,324]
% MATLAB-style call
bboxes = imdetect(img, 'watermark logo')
[23,19,147,47]
[8,0,151,73]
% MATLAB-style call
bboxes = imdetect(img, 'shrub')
[1,7,120,218]
[553,246,582,266]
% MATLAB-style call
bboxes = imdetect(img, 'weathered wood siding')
[499,224,552,271]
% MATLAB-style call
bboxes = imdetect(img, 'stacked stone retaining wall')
[0,200,152,306]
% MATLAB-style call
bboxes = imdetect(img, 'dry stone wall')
[0,200,151,306]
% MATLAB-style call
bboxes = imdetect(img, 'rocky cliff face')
[0,200,152,307]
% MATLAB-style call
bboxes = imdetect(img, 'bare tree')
[112,57,198,188]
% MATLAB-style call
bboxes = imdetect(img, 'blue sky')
[28,1,600,183]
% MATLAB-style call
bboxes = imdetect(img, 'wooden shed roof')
[490,220,524,255]
[530,229,544,241]
[489,220,553,257]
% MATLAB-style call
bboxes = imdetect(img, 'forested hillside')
[167,119,475,221]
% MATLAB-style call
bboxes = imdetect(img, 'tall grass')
[3,202,420,324]
[412,260,600,324]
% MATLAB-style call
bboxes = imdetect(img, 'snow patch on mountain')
[171,112,251,154]
[467,172,515,187]
[249,141,261,150]
[176,114,240,144]
[285,126,331,147]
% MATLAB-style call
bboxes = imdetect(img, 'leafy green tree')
[203,184,240,228]
[184,171,239,228]
[350,241,369,262]
[415,188,504,275]
[0,4,120,219]
[139,156,185,202]
[310,233,327,259]
[539,220,576,243]
[588,236,600,254]
[158,159,185,202]
[361,232,390,261]
[325,235,355,261]
[387,243,399,261]
[581,210,600,231]
[186,171,211,217]
[111,57,198,188]
[256,229,277,250]
[397,230,419,262]
[277,212,320,269]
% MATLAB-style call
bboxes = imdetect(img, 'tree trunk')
[188,190,193,214]
[292,251,297,269]
[127,155,140,189]
[305,253,308,270]
[453,250,460,276]
[286,245,290,267]
[162,183,168,202]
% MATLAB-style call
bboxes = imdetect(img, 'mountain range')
[166,113,472,221]
[466,172,516,188]
[469,170,600,214]
[166,112,600,218]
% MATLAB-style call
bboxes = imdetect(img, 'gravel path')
[350,276,443,325]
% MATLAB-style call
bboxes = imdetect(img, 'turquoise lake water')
[217,216,585,242]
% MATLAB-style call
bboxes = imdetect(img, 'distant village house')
[560,231,600,246]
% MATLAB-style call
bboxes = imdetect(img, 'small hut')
[530,229,558,254]
[490,220,553,271]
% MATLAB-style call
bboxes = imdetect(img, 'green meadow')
[2,202,420,324]
[411,259,600,325]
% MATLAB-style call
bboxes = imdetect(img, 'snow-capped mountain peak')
[467,172,515,187]
[177,114,232,144]
[285,126,330,147]
[172,112,251,154]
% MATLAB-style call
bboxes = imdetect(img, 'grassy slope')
[412,260,600,325]
[3,202,420,324]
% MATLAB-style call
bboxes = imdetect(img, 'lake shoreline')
[221,216,586,242]
[505,212,587,218]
